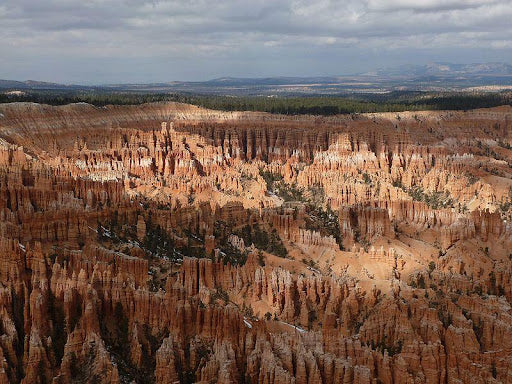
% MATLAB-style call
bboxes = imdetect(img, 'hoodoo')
[0,102,511,383]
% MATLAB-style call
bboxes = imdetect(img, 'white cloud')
[0,0,510,82]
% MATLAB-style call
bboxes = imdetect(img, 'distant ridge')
[2,62,512,96]
[0,79,82,90]
[367,62,512,77]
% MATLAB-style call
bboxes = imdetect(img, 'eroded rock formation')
[0,102,511,383]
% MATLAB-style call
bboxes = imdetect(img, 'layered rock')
[0,102,510,383]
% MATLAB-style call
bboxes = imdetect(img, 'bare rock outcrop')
[0,102,510,383]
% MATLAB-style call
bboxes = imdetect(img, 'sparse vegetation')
[235,224,288,259]
[260,169,305,202]
[303,205,344,250]
[407,186,454,209]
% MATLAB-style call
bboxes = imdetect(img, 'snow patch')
[279,321,306,333]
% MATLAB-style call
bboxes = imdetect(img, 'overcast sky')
[1,0,511,84]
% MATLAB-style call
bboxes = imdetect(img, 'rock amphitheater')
[0,102,511,383]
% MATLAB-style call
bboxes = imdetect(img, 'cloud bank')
[0,0,511,83]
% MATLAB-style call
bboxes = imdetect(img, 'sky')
[1,0,511,84]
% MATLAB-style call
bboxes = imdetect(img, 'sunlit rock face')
[0,102,511,383]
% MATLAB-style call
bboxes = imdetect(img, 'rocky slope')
[0,102,511,383]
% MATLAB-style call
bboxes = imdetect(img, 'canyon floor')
[0,102,511,383]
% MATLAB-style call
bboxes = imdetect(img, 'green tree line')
[1,89,511,115]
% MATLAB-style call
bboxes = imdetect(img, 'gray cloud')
[0,0,511,83]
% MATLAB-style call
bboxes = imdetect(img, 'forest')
[1,89,511,115]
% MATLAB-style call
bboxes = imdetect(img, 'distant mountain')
[0,79,84,90]
[368,62,512,77]
[2,62,512,96]
[0,80,35,89]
